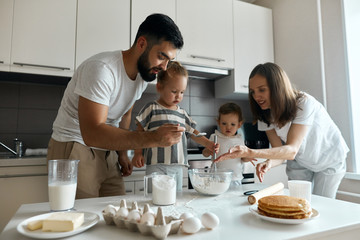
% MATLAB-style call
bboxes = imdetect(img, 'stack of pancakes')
[258,195,312,219]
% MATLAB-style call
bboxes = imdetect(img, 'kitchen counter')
[2,184,360,240]
[0,156,46,167]
[0,156,47,178]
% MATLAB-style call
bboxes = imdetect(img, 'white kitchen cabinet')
[124,181,135,194]
[182,177,189,189]
[0,0,13,72]
[215,1,274,99]
[176,0,234,69]
[134,180,145,195]
[10,0,76,77]
[131,0,176,45]
[0,162,48,232]
[76,0,130,68]
[0,175,48,232]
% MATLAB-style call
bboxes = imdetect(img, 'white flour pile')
[191,175,230,195]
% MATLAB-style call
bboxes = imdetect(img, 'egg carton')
[102,200,183,240]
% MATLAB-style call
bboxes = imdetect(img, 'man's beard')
[137,50,158,82]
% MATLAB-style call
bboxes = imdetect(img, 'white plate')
[17,211,100,239]
[249,205,320,224]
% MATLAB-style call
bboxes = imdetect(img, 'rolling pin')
[248,182,285,205]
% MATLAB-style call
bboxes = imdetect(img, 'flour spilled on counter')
[191,175,229,195]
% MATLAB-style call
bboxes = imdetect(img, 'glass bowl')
[188,168,233,196]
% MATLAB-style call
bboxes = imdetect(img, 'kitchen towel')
[25,148,48,156]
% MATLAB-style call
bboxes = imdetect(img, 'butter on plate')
[27,220,43,231]
[42,212,84,232]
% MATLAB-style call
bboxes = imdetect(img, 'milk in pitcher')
[48,182,77,211]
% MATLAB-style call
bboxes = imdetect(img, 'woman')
[215,63,349,198]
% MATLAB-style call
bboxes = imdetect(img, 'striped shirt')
[136,101,196,166]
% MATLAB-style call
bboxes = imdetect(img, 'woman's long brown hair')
[248,63,303,128]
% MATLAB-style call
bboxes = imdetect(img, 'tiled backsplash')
[0,73,252,152]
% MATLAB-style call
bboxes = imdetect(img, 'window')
[343,0,360,172]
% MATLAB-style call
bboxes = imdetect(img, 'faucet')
[0,138,23,157]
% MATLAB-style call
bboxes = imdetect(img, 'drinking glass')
[48,159,79,211]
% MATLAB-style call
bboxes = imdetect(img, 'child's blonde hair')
[218,103,243,122]
[157,61,188,84]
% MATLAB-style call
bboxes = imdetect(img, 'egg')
[180,212,193,220]
[103,204,117,215]
[127,209,141,222]
[182,217,202,234]
[140,212,155,225]
[201,212,219,230]
[115,207,129,219]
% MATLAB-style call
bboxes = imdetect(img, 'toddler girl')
[203,103,249,185]
[132,61,218,190]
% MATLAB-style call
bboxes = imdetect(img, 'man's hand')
[118,155,133,177]
[154,124,185,147]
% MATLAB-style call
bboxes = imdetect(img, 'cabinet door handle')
[125,189,133,193]
[190,55,225,62]
[138,188,144,192]
[0,61,4,64]
[13,62,71,71]
[242,85,248,88]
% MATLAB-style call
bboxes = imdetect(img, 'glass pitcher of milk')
[48,159,79,211]
[144,172,176,205]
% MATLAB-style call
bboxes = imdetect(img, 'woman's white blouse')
[258,93,349,172]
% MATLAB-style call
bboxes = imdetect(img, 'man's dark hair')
[134,13,184,49]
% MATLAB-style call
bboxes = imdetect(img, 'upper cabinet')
[10,0,76,77]
[76,0,130,68]
[176,0,234,69]
[131,0,176,45]
[1,0,273,86]
[0,0,14,72]
[215,1,274,99]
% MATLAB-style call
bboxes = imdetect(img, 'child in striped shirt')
[132,61,218,191]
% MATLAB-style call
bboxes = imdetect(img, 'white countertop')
[2,184,360,240]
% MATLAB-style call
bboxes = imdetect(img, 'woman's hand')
[214,145,249,162]
[242,157,257,166]
[256,159,272,182]
[131,152,144,168]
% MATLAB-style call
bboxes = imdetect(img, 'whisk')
[210,135,217,173]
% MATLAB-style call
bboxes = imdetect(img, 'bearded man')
[47,14,184,199]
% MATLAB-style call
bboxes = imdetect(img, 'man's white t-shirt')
[52,51,148,146]
[258,93,349,172]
